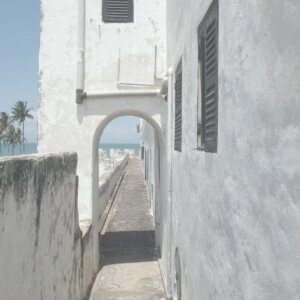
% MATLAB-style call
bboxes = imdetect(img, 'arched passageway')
[89,110,167,298]
[91,109,166,267]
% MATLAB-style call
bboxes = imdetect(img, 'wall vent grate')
[102,0,134,23]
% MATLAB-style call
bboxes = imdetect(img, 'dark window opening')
[198,0,218,153]
[174,61,182,152]
[141,146,144,160]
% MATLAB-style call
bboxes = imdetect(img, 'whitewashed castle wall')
[38,0,166,219]
[139,0,300,298]
[162,0,300,299]
[39,0,300,298]
[140,120,162,239]
[0,154,94,300]
[140,118,170,292]
[85,0,166,90]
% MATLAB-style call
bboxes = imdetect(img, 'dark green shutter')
[102,0,134,23]
[199,0,218,153]
[174,62,182,152]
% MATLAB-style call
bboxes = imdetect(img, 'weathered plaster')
[161,0,300,299]
[37,0,300,298]
[0,153,129,299]
[38,0,167,221]
[0,154,94,300]
[98,154,129,216]
[140,118,170,296]
[140,120,163,244]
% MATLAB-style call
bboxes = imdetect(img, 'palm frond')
[25,114,34,119]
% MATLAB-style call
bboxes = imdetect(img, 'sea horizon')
[0,142,140,157]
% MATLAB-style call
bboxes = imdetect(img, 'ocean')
[0,143,140,157]
[100,143,140,155]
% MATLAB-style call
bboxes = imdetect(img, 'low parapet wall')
[98,154,129,218]
[0,153,94,300]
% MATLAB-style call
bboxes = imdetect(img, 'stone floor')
[90,158,166,300]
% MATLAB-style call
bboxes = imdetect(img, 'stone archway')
[91,109,165,269]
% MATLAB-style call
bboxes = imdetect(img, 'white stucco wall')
[162,0,300,299]
[98,154,129,218]
[0,154,94,300]
[141,120,156,210]
[38,0,167,220]
[85,0,166,90]
[140,120,161,228]
[140,118,170,292]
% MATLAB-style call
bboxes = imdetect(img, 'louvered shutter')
[102,0,134,23]
[199,0,218,153]
[174,63,182,152]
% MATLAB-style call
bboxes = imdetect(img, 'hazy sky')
[0,0,139,143]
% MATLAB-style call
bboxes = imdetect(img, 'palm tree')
[5,125,17,155]
[0,112,10,156]
[11,101,34,154]
[15,128,23,154]
[0,112,10,132]
[0,133,2,156]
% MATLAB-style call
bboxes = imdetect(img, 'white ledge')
[85,89,161,99]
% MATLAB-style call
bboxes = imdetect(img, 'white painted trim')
[86,89,161,98]
[77,0,85,91]
[166,67,174,296]
[158,258,172,300]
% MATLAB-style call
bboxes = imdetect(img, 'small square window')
[102,0,134,23]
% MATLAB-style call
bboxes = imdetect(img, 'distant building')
[39,0,300,299]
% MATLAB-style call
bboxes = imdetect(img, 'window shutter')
[199,0,218,153]
[102,0,134,23]
[174,62,182,152]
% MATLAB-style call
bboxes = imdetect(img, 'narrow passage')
[90,158,166,300]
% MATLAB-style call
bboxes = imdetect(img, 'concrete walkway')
[90,158,166,300]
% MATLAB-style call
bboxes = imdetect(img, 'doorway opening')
[89,111,166,298]
[92,110,165,244]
